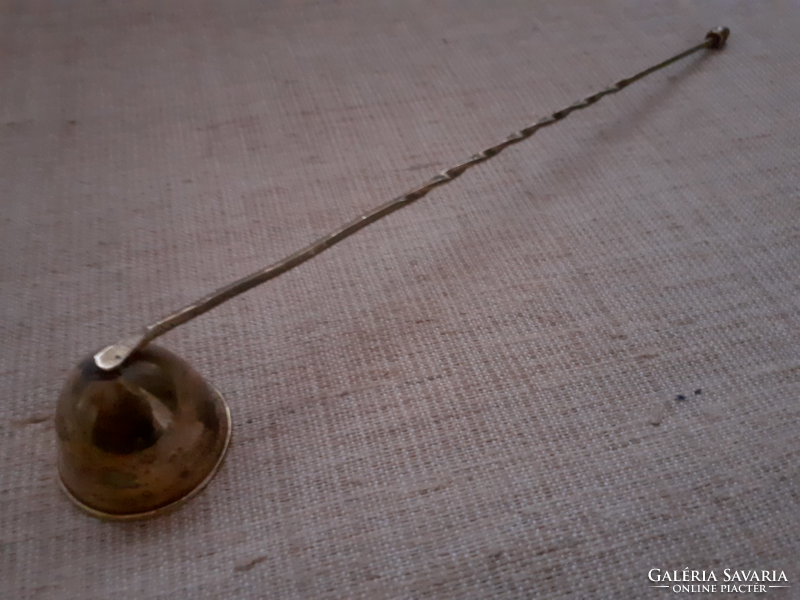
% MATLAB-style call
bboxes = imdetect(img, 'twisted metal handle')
[95,27,730,370]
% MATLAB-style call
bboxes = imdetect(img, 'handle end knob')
[706,26,730,49]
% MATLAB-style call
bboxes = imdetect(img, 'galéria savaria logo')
[648,568,790,594]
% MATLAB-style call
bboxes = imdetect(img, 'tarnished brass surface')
[56,345,231,520]
[63,28,729,520]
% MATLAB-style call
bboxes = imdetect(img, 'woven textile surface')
[2,1,798,598]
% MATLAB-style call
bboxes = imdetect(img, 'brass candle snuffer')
[56,27,730,520]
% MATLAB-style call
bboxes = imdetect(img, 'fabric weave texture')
[1,1,798,598]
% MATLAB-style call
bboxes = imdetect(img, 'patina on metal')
[57,345,231,520]
[57,27,729,520]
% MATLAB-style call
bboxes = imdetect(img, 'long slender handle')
[95,27,730,370]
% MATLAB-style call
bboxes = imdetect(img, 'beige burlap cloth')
[1,1,798,598]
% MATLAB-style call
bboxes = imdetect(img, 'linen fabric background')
[1,1,798,598]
